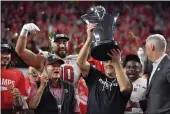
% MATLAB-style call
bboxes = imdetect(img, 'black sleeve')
[121,80,133,98]
[84,65,103,87]
[139,99,147,112]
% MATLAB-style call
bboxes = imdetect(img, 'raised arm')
[107,49,131,93]
[15,23,45,70]
[28,69,48,109]
[76,24,96,77]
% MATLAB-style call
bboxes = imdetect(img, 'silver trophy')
[81,6,120,61]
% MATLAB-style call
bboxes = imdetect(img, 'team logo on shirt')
[98,78,118,91]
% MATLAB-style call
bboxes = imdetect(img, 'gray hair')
[146,34,167,52]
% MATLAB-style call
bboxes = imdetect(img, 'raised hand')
[20,23,40,37]
[40,69,49,87]
[107,48,121,63]
[86,24,96,39]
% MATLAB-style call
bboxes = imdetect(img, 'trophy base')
[91,40,120,61]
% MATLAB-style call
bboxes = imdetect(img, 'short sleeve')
[16,71,27,96]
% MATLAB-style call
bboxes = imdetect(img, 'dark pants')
[1,110,34,114]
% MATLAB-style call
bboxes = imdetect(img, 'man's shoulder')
[134,78,147,87]
[89,65,103,74]
[166,57,170,68]
[65,54,78,60]
[63,55,80,68]
[85,65,104,82]
[135,78,147,83]
[7,68,24,75]
[162,55,170,66]
[161,56,170,72]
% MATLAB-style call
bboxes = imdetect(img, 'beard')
[59,51,66,58]
[54,50,66,58]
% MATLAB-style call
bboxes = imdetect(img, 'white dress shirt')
[149,54,167,85]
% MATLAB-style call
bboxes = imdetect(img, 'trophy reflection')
[81,6,120,61]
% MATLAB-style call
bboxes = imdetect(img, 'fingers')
[107,52,113,58]
[42,76,49,82]
[13,92,20,99]
[87,24,96,28]
[24,23,40,32]
[86,24,96,38]
[111,48,120,56]
[20,23,40,37]
[41,75,48,80]
[87,24,96,31]
[7,84,14,91]
[107,48,120,57]
[33,23,40,31]
[41,75,49,84]
[12,88,21,99]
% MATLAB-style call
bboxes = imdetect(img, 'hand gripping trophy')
[81,6,120,61]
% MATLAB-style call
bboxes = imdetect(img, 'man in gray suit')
[145,34,170,114]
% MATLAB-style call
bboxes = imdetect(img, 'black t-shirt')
[84,65,132,114]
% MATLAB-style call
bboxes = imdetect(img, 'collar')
[152,54,167,66]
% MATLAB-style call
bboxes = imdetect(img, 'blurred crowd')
[1,1,170,67]
[1,1,170,114]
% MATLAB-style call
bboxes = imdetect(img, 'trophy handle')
[112,13,120,23]
[81,14,100,25]
[111,13,120,35]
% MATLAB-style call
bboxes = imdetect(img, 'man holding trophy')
[77,6,132,114]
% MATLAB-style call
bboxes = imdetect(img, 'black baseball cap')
[49,29,69,42]
[53,33,69,42]
[1,43,12,53]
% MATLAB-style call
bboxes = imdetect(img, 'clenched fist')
[12,88,21,99]
[20,23,40,37]
[86,24,96,39]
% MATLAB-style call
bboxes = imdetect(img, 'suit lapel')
[146,55,168,96]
